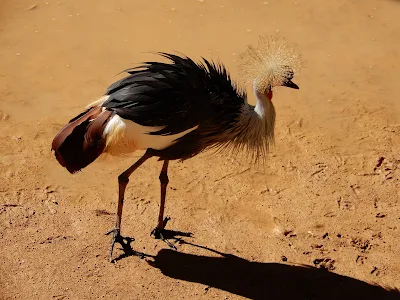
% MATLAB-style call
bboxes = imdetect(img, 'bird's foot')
[106,227,122,261]
[151,227,178,250]
[151,217,176,249]
[150,217,193,250]
[105,228,144,262]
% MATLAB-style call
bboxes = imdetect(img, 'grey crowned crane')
[51,36,302,261]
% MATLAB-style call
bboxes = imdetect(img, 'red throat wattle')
[266,90,273,101]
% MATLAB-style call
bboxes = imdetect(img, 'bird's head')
[238,35,302,99]
[264,65,299,101]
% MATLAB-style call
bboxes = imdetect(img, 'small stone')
[313,258,323,265]
[284,230,297,237]
[26,4,38,10]
[281,256,288,262]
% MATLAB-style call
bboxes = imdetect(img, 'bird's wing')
[102,53,246,137]
[102,72,209,136]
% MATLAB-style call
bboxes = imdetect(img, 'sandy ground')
[1,0,400,299]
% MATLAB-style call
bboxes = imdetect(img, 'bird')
[51,35,302,261]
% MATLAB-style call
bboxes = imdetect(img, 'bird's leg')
[157,160,169,231]
[150,160,176,250]
[106,152,152,261]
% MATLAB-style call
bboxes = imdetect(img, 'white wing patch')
[86,95,110,109]
[103,114,198,156]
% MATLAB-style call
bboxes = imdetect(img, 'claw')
[162,216,171,228]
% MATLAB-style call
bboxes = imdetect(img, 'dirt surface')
[1,0,400,299]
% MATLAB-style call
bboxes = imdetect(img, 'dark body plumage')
[102,53,247,161]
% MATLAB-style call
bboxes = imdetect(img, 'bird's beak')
[282,79,299,89]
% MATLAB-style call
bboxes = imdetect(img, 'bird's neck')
[251,86,276,143]
[254,87,274,119]
[227,85,276,162]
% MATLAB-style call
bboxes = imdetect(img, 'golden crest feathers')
[238,35,302,92]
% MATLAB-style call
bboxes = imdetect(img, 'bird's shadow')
[115,238,400,300]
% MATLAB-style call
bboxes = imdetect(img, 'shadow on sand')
[115,238,400,300]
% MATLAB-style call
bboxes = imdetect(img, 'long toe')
[154,229,177,250]
[106,228,122,262]
[150,217,192,250]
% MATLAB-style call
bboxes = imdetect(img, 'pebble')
[26,4,38,10]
